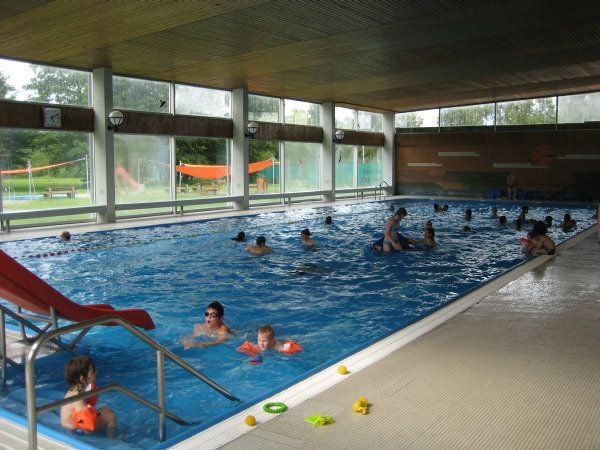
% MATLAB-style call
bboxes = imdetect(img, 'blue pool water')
[0,199,596,449]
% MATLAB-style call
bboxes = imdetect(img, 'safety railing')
[25,315,240,449]
[375,180,390,200]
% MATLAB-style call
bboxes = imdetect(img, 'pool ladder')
[375,180,390,200]
[22,315,241,449]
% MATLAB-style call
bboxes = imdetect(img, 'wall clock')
[43,107,61,128]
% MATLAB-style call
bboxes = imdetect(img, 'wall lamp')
[333,129,345,142]
[107,110,124,131]
[245,121,259,138]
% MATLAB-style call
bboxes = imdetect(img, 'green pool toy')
[305,414,335,426]
[263,402,287,414]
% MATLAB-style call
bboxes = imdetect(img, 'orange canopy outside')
[0,158,84,175]
[176,158,275,180]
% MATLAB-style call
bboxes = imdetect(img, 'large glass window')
[334,144,382,189]
[249,140,279,194]
[335,107,355,129]
[114,134,170,204]
[357,111,383,132]
[249,95,280,123]
[283,142,320,192]
[113,76,170,113]
[0,57,90,106]
[440,103,495,127]
[395,109,439,128]
[335,144,354,189]
[558,92,600,123]
[284,99,320,126]
[357,146,382,187]
[496,97,556,125]
[175,85,231,118]
[174,137,230,197]
[0,129,92,215]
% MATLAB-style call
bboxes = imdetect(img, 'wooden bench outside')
[200,183,218,194]
[43,187,75,198]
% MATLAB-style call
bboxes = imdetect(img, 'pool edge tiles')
[165,227,595,450]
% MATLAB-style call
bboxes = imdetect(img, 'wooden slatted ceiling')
[1,0,600,113]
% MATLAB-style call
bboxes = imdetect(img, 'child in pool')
[238,325,302,355]
[60,356,116,438]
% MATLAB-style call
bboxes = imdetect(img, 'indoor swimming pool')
[0,199,596,449]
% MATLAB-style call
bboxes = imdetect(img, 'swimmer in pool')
[560,213,577,231]
[300,228,316,247]
[180,301,231,349]
[246,236,273,254]
[382,207,408,252]
[490,206,498,219]
[526,221,556,256]
[237,325,302,361]
[60,355,116,438]
[410,226,436,249]
[231,231,246,242]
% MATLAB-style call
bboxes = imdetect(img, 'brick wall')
[395,129,600,202]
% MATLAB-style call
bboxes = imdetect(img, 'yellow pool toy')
[353,397,369,415]
[245,415,256,426]
[337,365,348,375]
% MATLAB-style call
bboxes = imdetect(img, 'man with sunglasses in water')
[181,301,230,349]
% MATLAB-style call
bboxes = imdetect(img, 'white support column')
[321,102,335,202]
[383,111,396,195]
[231,88,249,210]
[92,67,116,223]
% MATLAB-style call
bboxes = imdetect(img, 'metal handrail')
[376,180,390,199]
[25,315,240,449]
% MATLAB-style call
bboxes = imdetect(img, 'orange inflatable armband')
[237,340,260,356]
[72,405,97,432]
[519,237,532,248]
[280,341,303,354]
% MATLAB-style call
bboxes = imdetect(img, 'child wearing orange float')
[60,355,116,438]
[238,325,302,359]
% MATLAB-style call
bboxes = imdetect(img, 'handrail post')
[157,349,166,442]
[26,354,37,450]
[0,309,6,386]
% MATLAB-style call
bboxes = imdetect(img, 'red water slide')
[0,250,155,331]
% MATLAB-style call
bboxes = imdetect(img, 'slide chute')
[115,165,140,190]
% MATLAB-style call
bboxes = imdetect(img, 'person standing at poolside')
[246,236,273,254]
[181,301,230,349]
[506,172,516,200]
[383,207,407,252]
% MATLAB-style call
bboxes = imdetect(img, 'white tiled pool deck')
[1,201,599,449]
